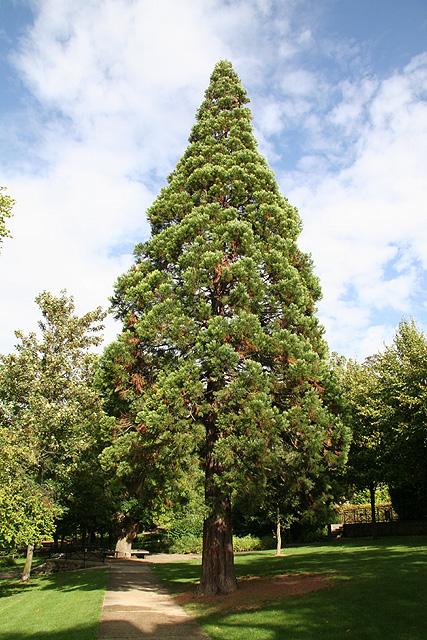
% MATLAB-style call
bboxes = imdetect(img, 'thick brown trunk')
[198,378,237,595]
[198,495,237,595]
[21,544,34,582]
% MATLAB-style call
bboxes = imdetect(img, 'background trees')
[0,186,15,254]
[337,319,427,523]
[0,423,57,580]
[0,290,106,577]
[107,60,348,593]
[374,319,427,520]
[336,356,385,523]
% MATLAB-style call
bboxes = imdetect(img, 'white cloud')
[286,54,427,358]
[280,69,318,96]
[0,0,426,365]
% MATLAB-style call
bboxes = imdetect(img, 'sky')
[0,0,426,360]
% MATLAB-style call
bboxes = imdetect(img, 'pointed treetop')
[198,60,249,113]
[189,60,253,146]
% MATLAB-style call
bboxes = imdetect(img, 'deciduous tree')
[374,319,427,520]
[334,356,385,525]
[0,186,15,254]
[0,291,106,578]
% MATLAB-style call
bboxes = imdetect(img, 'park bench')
[130,550,150,559]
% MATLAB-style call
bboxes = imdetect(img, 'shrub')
[0,554,16,569]
[168,534,203,554]
[259,535,276,550]
[232,535,263,552]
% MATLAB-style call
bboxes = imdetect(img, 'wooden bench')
[130,550,150,559]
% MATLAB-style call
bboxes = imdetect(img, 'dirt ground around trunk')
[175,573,333,612]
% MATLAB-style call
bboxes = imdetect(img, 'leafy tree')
[334,356,385,525]
[0,291,106,578]
[108,60,348,594]
[0,186,15,254]
[374,319,427,520]
[0,424,58,580]
[337,320,427,523]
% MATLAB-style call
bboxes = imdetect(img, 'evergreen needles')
[108,60,349,594]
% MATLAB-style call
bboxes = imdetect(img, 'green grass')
[151,536,427,640]
[0,567,109,640]
[0,553,47,574]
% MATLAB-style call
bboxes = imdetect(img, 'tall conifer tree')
[110,61,348,594]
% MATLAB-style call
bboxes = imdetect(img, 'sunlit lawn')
[0,567,109,640]
[152,537,427,640]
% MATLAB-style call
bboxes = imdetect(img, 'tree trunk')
[198,385,237,595]
[276,512,282,556]
[114,523,138,558]
[21,544,34,582]
[198,494,237,595]
[370,482,377,538]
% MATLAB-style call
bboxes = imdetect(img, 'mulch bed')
[176,573,333,612]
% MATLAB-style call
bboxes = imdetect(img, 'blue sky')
[0,0,426,359]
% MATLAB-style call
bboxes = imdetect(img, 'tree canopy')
[374,319,427,520]
[108,60,349,593]
[0,290,106,576]
[335,318,427,522]
[0,186,15,254]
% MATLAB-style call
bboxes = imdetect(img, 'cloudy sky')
[0,0,426,360]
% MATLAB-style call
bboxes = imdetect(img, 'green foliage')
[168,534,203,554]
[338,319,427,520]
[160,534,267,554]
[374,318,427,519]
[350,484,391,505]
[232,534,263,552]
[0,554,16,569]
[335,355,384,498]
[164,510,204,541]
[0,424,58,549]
[0,186,15,254]
[0,291,107,546]
[106,61,348,590]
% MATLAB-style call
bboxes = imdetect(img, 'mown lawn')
[151,536,427,640]
[0,567,109,640]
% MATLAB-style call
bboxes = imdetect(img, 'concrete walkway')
[97,558,210,640]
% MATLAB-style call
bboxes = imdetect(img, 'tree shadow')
[0,616,208,640]
[0,622,99,640]
[97,616,208,639]
[0,566,109,598]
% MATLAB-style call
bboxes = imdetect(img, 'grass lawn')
[0,553,47,574]
[0,567,109,640]
[151,536,427,640]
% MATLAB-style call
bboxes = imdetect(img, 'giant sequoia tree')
[110,61,348,594]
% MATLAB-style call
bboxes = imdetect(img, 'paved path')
[97,558,210,640]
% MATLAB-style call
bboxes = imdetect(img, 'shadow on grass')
[0,622,99,640]
[194,570,427,640]
[0,617,208,640]
[152,536,427,589]
[0,567,109,599]
[152,538,427,640]
[0,568,109,640]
